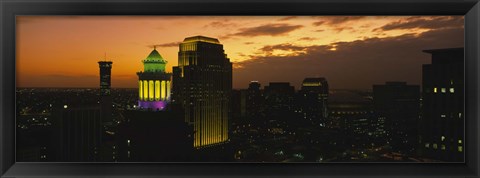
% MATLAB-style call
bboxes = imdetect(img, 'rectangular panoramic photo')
[16,16,465,162]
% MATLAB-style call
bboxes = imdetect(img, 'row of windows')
[424,143,463,152]
[138,80,170,101]
[433,87,455,93]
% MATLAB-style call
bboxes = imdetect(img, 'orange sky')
[16,16,464,89]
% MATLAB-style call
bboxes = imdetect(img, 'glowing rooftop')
[183,36,220,44]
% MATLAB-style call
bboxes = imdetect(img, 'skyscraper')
[98,61,113,123]
[172,36,232,148]
[116,48,193,161]
[419,48,464,161]
[298,78,329,127]
[373,82,420,154]
[137,47,172,111]
[246,81,264,121]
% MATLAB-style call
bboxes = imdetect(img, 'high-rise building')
[98,61,113,123]
[246,81,264,121]
[263,82,296,129]
[137,47,172,111]
[51,105,102,161]
[116,48,193,161]
[297,78,329,127]
[172,36,232,148]
[419,48,464,161]
[373,82,420,154]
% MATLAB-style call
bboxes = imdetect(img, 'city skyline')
[17,16,464,89]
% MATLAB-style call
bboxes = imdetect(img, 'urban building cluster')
[16,36,464,162]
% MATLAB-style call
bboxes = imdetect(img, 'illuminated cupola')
[137,47,172,111]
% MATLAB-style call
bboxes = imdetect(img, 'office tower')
[231,89,247,120]
[98,61,113,123]
[116,48,193,161]
[329,90,381,148]
[373,82,420,154]
[420,48,464,161]
[172,36,232,148]
[51,105,102,161]
[298,78,329,127]
[137,47,172,111]
[263,82,296,128]
[246,81,264,121]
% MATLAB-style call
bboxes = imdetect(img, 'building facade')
[420,48,464,161]
[172,36,232,148]
[137,47,172,111]
[373,82,420,155]
[297,78,329,127]
[98,61,113,123]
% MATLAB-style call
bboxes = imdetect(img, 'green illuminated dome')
[143,47,167,73]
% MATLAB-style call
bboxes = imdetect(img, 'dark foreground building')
[297,78,329,127]
[373,82,420,155]
[419,48,464,161]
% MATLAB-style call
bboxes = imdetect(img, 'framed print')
[1,0,480,177]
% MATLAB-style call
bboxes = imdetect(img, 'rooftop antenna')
[153,45,156,50]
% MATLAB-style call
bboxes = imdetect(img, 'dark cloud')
[298,37,318,41]
[374,16,464,31]
[150,42,181,48]
[223,23,304,38]
[233,27,464,89]
[203,20,238,29]
[259,43,308,55]
[312,16,366,26]
[278,16,298,21]
[244,42,255,45]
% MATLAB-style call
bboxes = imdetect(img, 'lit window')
[425,143,430,148]
[441,114,446,118]
[458,146,463,152]
[441,136,445,141]
[433,143,438,149]
[441,88,446,93]
[449,88,454,93]
[63,105,68,109]
[450,80,454,85]
[433,88,438,93]
[459,113,462,118]
[441,145,446,150]
[458,140,462,144]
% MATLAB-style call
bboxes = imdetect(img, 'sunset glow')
[17,16,464,89]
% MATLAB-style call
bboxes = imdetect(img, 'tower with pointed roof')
[137,47,172,110]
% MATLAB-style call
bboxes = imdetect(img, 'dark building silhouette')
[419,48,464,161]
[98,61,113,123]
[232,89,247,121]
[373,82,420,155]
[329,91,382,148]
[246,81,264,121]
[297,78,329,127]
[116,48,193,161]
[263,82,298,129]
[172,36,232,148]
[51,105,102,161]
[137,47,172,110]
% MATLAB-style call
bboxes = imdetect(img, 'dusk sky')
[16,16,464,89]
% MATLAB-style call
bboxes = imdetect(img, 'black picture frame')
[1,0,479,177]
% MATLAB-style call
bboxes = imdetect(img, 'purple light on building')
[138,101,167,111]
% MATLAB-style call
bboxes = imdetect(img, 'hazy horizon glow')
[17,16,464,89]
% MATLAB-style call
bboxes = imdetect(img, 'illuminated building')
[420,48,464,161]
[98,61,113,123]
[297,78,329,127]
[172,36,232,148]
[137,47,172,110]
[373,82,420,154]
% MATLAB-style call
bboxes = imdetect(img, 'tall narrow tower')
[98,60,113,123]
[172,36,232,148]
[137,47,172,110]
